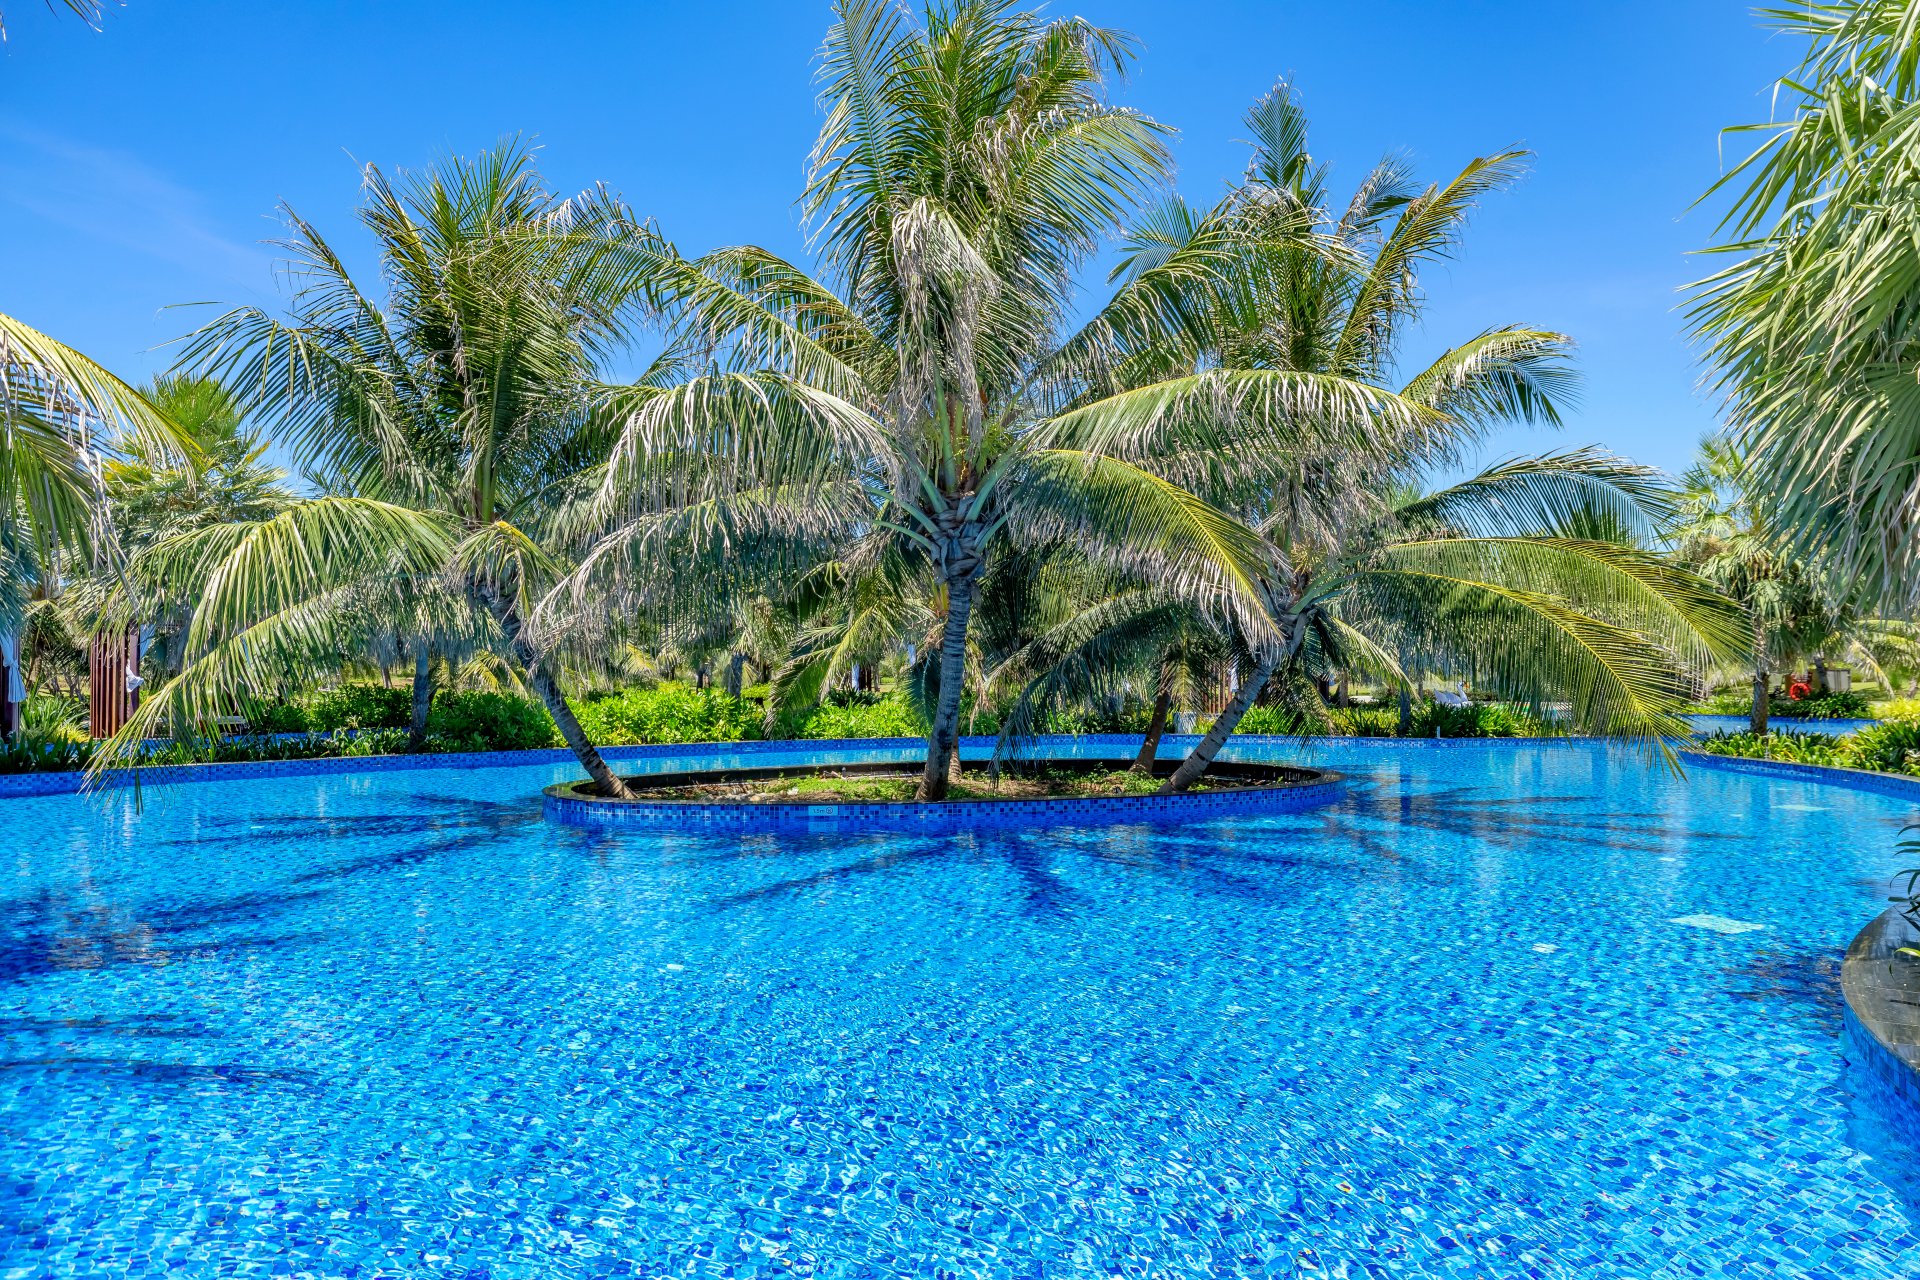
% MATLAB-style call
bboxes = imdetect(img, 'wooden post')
[89,628,140,739]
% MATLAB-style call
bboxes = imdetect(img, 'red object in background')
[1788,680,1813,700]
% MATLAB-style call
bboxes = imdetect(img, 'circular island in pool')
[543,753,1344,830]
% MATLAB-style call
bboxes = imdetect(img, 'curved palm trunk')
[1158,652,1281,795]
[407,641,432,752]
[1132,686,1172,773]
[478,587,633,799]
[1398,685,1413,735]
[917,574,976,802]
[1749,612,1770,736]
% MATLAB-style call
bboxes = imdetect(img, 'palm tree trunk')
[407,641,432,752]
[1132,686,1172,773]
[1749,611,1771,736]
[917,574,976,801]
[1398,684,1412,735]
[1158,652,1281,795]
[477,586,633,799]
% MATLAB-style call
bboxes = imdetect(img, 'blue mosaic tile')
[5,737,1920,1276]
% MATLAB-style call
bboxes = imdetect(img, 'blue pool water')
[6,740,1920,1278]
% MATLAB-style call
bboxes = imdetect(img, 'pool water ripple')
[5,741,1920,1277]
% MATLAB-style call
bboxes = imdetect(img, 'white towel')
[0,632,23,704]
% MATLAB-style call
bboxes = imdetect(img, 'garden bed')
[582,757,1295,804]
[542,755,1344,831]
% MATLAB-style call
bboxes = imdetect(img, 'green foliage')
[571,685,762,746]
[1787,689,1874,719]
[242,698,311,734]
[425,691,558,752]
[772,691,927,741]
[1697,719,1920,775]
[20,693,85,740]
[1235,698,1556,739]
[302,684,412,731]
[1691,686,1875,719]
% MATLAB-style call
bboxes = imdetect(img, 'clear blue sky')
[1,1,1787,477]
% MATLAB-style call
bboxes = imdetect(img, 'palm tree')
[1025,83,1731,787]
[573,1,1420,800]
[1,312,184,641]
[1691,0,1920,607]
[104,143,656,794]
[1674,435,1832,733]
[996,451,1745,790]
[105,376,291,553]
[0,1,109,39]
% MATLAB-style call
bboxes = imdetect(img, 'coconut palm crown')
[102,143,657,793]
[573,0,1443,798]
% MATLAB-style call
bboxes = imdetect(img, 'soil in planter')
[628,766,1233,804]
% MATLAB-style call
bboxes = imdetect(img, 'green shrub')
[786,692,928,739]
[570,684,760,745]
[303,683,411,731]
[1835,719,1920,772]
[1692,685,1875,719]
[20,694,86,740]
[1696,719,1920,774]
[1781,689,1873,719]
[1234,698,1554,738]
[242,698,310,734]
[426,690,557,751]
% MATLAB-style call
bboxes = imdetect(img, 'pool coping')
[1843,909,1920,1119]
[540,760,1345,831]
[1676,748,1920,801]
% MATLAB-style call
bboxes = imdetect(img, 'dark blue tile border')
[1677,748,1920,802]
[1842,910,1920,1135]
[540,768,1346,833]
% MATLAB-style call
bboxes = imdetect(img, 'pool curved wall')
[540,768,1345,832]
[1682,748,1920,1120]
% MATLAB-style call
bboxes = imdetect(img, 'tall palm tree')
[1691,0,1920,607]
[104,143,656,794]
[1029,83,1733,786]
[573,1,1420,800]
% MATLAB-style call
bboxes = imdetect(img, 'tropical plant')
[1673,434,1833,733]
[983,81,1739,788]
[105,376,291,553]
[1691,0,1920,608]
[0,1,110,39]
[104,143,655,793]
[995,450,1746,789]
[569,1,1364,799]
[1,311,185,641]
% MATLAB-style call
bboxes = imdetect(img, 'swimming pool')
[6,739,1920,1277]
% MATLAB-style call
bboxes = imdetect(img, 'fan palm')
[1691,0,1920,606]
[573,1,1428,800]
[105,143,656,793]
